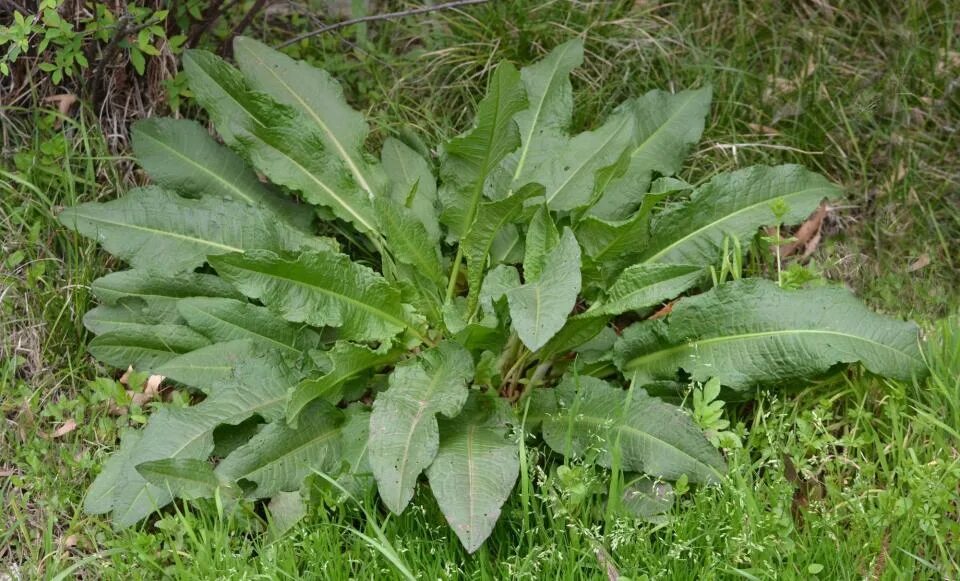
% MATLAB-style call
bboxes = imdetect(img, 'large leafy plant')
[62,38,925,552]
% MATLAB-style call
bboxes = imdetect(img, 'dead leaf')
[42,93,78,127]
[118,365,134,386]
[62,535,78,549]
[131,374,164,406]
[649,301,676,320]
[781,202,830,260]
[907,253,930,272]
[51,419,77,438]
[0,467,15,477]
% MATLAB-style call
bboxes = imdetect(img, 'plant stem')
[444,246,464,304]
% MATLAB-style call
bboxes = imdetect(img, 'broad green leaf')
[86,353,300,527]
[374,196,444,288]
[639,165,840,265]
[478,264,520,320]
[589,87,711,219]
[210,249,417,344]
[540,376,725,483]
[369,341,474,514]
[584,263,704,317]
[267,490,308,540]
[136,458,225,501]
[507,228,582,351]
[439,62,527,241]
[182,50,379,234]
[233,36,384,199]
[462,183,542,315]
[59,187,315,273]
[88,325,211,371]
[90,270,242,321]
[216,399,344,499]
[131,117,310,230]
[83,298,172,335]
[614,278,927,391]
[576,189,671,286]
[522,206,559,281]
[426,394,518,553]
[504,39,583,191]
[156,339,260,394]
[539,109,635,211]
[177,297,323,358]
[335,404,376,497]
[84,428,143,515]
[619,475,675,522]
[286,341,399,424]
[536,315,609,360]
[381,137,440,242]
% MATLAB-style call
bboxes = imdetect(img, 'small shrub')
[61,38,926,552]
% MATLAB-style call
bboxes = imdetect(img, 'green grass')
[2,0,958,578]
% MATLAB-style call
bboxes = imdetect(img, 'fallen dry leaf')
[111,373,165,415]
[649,301,676,320]
[907,253,930,272]
[42,93,78,127]
[51,419,77,438]
[0,467,15,477]
[62,534,78,549]
[118,365,134,386]
[781,202,830,261]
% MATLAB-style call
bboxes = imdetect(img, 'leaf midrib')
[625,328,923,370]
[72,211,240,253]
[555,412,723,479]
[224,257,410,337]
[545,114,632,205]
[641,184,836,264]
[137,128,263,206]
[512,42,576,182]
[236,41,374,197]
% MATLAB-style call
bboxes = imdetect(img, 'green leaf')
[156,340,261,394]
[374,196,444,288]
[84,428,143,515]
[286,341,399,424]
[614,278,927,392]
[507,228,582,351]
[177,297,323,358]
[536,315,609,360]
[182,50,379,234]
[216,399,344,499]
[619,475,675,522]
[88,325,211,371]
[233,36,384,199]
[59,187,315,273]
[83,298,173,335]
[539,376,725,483]
[90,270,242,321]
[522,206,560,281]
[131,117,310,230]
[588,87,712,219]
[439,62,527,241]
[584,263,704,317]
[576,189,670,286]
[505,39,583,192]
[334,404,376,497]
[462,183,542,315]
[267,490,308,540]
[85,352,300,527]
[210,249,416,343]
[539,108,635,211]
[639,165,840,265]
[369,341,474,514]
[136,458,225,501]
[381,137,441,242]
[426,393,518,553]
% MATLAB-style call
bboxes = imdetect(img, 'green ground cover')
[2,1,957,578]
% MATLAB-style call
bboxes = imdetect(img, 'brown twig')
[278,0,492,49]
[220,0,270,56]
